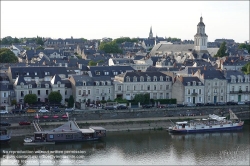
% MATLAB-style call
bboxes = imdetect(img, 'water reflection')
[0,126,249,165]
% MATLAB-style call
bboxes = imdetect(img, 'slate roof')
[10,66,68,80]
[199,69,225,79]
[0,83,13,91]
[0,73,10,82]
[71,75,113,86]
[14,75,27,85]
[88,66,135,77]
[224,70,246,83]
[50,74,62,84]
[181,77,203,86]
[150,43,194,56]
[112,58,135,65]
[117,71,172,82]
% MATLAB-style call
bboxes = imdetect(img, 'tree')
[68,95,74,107]
[134,93,150,104]
[36,46,45,50]
[99,41,122,53]
[13,37,20,44]
[0,48,18,63]
[24,94,37,104]
[88,60,97,66]
[242,62,250,74]
[215,41,228,57]
[11,99,17,106]
[238,43,250,54]
[36,36,44,45]
[48,91,62,103]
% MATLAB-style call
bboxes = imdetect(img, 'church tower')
[194,16,208,52]
[149,26,153,39]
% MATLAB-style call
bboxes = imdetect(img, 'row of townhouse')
[1,65,249,107]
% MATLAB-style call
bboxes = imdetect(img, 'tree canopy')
[0,36,21,45]
[68,95,74,107]
[166,37,181,42]
[24,94,37,104]
[113,37,138,44]
[241,62,250,74]
[48,91,62,103]
[238,43,250,54]
[134,93,150,104]
[0,48,18,63]
[36,36,44,45]
[215,41,228,57]
[99,41,122,53]
[36,46,45,50]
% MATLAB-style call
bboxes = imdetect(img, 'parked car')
[204,103,216,106]
[142,105,153,109]
[104,106,116,110]
[196,103,204,106]
[38,107,49,113]
[65,107,74,112]
[237,101,245,105]
[245,101,250,105]
[177,104,185,107]
[0,122,11,126]
[12,109,26,114]
[226,101,238,105]
[0,110,8,114]
[51,107,61,112]
[157,105,166,108]
[19,121,31,126]
[186,103,196,107]
[216,102,226,106]
[26,108,37,113]
[117,105,128,110]
[167,104,177,108]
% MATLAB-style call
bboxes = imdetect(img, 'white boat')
[24,137,33,143]
[168,109,244,133]
[0,127,11,143]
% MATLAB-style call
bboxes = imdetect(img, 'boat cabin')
[175,121,188,129]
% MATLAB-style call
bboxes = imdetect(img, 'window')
[21,91,24,97]
[140,76,144,82]
[134,86,136,90]
[187,97,191,102]
[160,93,163,99]
[193,89,195,93]
[141,85,143,90]
[239,86,242,91]
[147,85,150,90]
[208,96,210,101]
[3,93,6,97]
[96,89,99,94]
[83,82,86,86]
[108,88,110,93]
[166,93,169,99]
[166,85,169,90]
[66,134,73,139]
[154,85,156,90]
[160,76,163,81]
[49,135,54,139]
[220,96,223,101]
[37,90,40,96]
[58,90,60,93]
[147,77,151,81]
[215,82,217,86]
[88,90,90,94]
[166,77,169,81]
[160,85,162,90]
[199,97,202,102]
[127,86,129,91]
[193,81,196,86]
[232,86,234,92]
[46,90,49,95]
[79,90,81,95]
[153,93,157,99]
[118,86,121,91]
[65,90,67,95]
[20,83,24,88]
[29,90,32,94]
[29,84,32,88]
[221,89,223,93]
[133,76,137,82]
[126,77,130,82]
[246,86,248,92]
[199,89,201,94]
[188,89,190,95]
[214,89,217,93]
[153,76,157,81]
[221,82,223,86]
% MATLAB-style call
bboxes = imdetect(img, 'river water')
[1,124,249,166]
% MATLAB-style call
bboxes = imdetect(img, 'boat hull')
[24,142,55,146]
[0,138,11,143]
[169,125,243,134]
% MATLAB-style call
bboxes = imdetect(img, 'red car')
[157,105,166,108]
[19,121,31,126]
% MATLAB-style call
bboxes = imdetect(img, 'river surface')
[1,123,249,166]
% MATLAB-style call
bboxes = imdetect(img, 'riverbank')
[8,116,207,137]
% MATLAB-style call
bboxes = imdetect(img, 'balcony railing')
[229,91,250,94]
[191,93,198,96]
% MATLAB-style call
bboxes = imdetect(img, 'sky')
[1,1,249,43]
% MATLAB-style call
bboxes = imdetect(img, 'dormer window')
[187,82,190,86]
[147,76,151,82]
[160,76,163,81]
[126,76,130,82]
[26,72,29,76]
[133,76,137,82]
[198,82,201,85]
[96,82,99,86]
[29,84,32,88]
[35,72,37,76]
[20,82,24,88]
[83,82,86,86]
[57,81,61,87]
[113,71,118,75]
[153,76,157,81]
[140,76,144,82]
[192,81,196,86]
[96,71,100,75]
[37,83,41,88]
[166,76,169,81]
[45,84,49,88]
[45,72,47,75]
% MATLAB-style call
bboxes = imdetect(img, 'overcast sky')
[1,1,249,43]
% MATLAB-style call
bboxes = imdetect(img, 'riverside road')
[1,105,249,125]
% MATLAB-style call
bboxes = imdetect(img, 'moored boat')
[168,109,244,134]
[0,127,11,143]
[24,120,106,145]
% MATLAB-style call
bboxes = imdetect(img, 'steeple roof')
[197,16,205,26]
